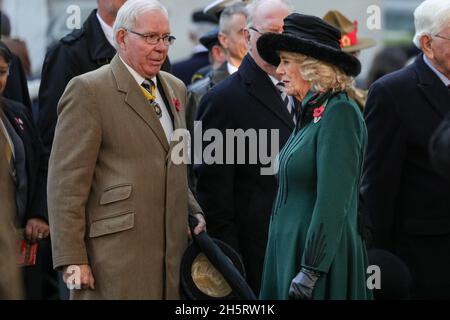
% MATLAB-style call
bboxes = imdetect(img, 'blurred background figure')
[323,10,376,110]
[0,41,51,300]
[365,46,408,88]
[172,9,218,85]
[190,27,227,84]
[217,2,248,74]
[0,11,31,110]
[0,10,31,77]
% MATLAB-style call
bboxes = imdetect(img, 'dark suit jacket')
[2,97,47,226]
[430,112,450,181]
[172,51,210,85]
[194,54,294,294]
[361,54,450,299]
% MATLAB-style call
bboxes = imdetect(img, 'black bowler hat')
[199,27,219,51]
[181,216,256,300]
[257,13,361,77]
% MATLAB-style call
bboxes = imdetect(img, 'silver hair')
[219,3,248,34]
[413,0,450,49]
[246,0,294,28]
[113,0,168,47]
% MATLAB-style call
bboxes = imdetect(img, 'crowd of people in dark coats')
[1,0,450,300]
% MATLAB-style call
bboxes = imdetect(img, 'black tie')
[276,82,296,124]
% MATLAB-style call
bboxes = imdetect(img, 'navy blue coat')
[172,51,210,85]
[194,54,294,294]
[361,54,450,299]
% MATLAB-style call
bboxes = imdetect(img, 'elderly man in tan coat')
[48,0,205,299]
[0,110,23,299]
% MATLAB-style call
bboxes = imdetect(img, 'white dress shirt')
[96,12,115,48]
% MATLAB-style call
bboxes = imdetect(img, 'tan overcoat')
[48,55,202,299]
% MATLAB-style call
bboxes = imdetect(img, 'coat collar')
[415,53,450,118]
[210,62,229,84]
[238,54,295,130]
[85,9,116,64]
[111,55,170,152]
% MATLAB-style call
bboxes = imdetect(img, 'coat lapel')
[240,55,295,130]
[415,54,450,118]
[111,55,170,152]
[158,73,183,131]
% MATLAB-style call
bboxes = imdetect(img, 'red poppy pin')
[313,105,325,123]
[15,117,25,131]
[172,98,181,112]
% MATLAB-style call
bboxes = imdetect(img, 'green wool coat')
[259,91,373,300]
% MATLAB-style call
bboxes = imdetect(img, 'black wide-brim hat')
[181,236,255,300]
[257,13,361,77]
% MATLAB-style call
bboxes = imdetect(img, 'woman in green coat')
[256,13,373,300]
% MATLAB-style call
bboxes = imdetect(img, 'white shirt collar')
[269,75,280,87]
[423,55,450,87]
[119,56,157,87]
[96,12,115,47]
[227,62,239,75]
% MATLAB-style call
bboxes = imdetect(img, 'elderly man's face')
[247,1,291,77]
[430,25,450,79]
[120,10,170,78]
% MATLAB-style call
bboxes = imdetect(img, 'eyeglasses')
[249,26,283,35]
[127,29,176,46]
[434,34,450,41]
[249,26,262,35]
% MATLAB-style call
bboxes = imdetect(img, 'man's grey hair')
[219,3,248,34]
[113,0,169,47]
[246,0,294,28]
[413,0,450,49]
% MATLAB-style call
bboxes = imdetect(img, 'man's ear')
[244,28,251,44]
[218,32,227,49]
[115,29,127,50]
[420,34,434,60]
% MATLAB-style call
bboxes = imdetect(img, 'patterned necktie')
[276,82,296,124]
[141,80,162,118]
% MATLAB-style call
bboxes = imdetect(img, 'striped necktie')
[141,80,162,118]
[276,82,296,124]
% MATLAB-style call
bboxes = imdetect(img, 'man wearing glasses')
[47,0,205,299]
[361,0,450,299]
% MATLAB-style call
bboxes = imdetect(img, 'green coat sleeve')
[301,100,366,274]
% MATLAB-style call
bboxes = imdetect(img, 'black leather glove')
[288,267,321,300]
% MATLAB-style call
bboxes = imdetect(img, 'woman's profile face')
[0,56,9,96]
[276,52,310,101]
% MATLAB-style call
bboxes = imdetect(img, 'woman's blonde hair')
[284,52,355,93]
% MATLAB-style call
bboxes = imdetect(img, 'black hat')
[181,215,256,300]
[181,238,248,299]
[257,13,361,77]
[199,27,219,51]
[192,9,219,24]
[367,249,412,300]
